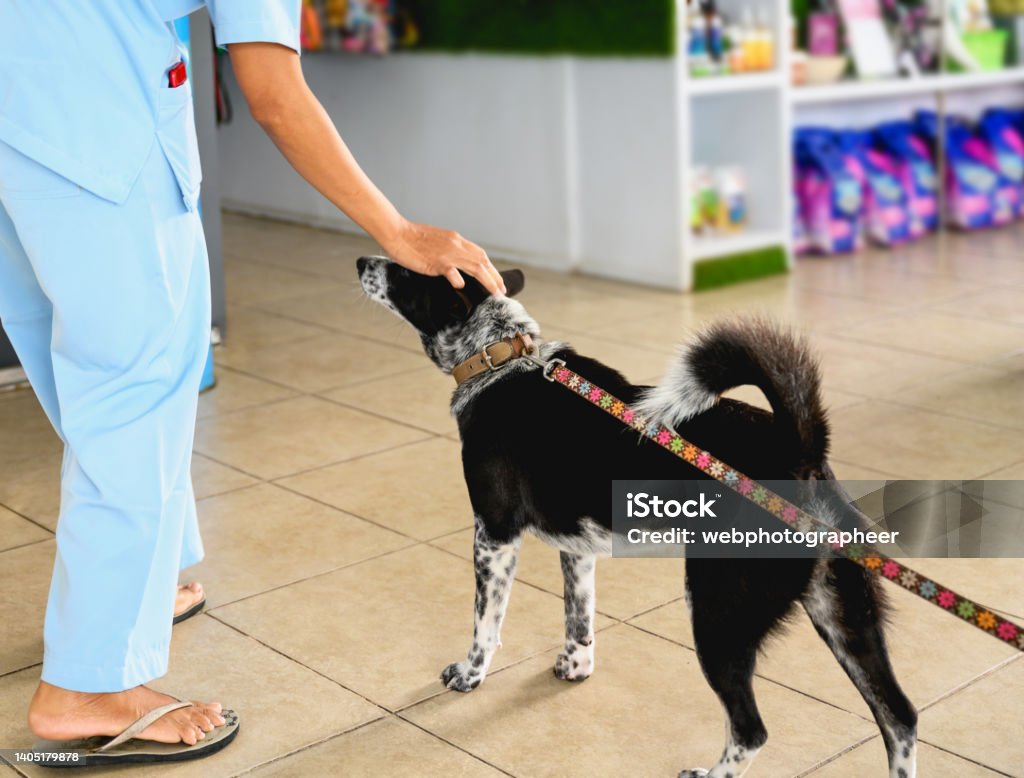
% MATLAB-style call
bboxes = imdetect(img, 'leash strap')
[543,360,1024,653]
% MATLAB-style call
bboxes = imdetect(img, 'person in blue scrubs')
[0,1,505,764]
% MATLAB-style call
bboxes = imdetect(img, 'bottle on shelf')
[807,0,841,56]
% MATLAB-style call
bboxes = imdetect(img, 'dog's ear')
[500,269,525,297]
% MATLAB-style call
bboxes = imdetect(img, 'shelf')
[791,66,1024,104]
[688,71,783,96]
[690,229,785,260]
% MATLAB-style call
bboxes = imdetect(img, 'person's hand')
[381,219,506,297]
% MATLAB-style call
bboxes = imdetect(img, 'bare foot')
[29,682,226,746]
[174,582,204,619]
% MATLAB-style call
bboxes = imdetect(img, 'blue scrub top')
[0,1,300,204]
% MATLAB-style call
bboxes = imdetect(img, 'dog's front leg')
[441,518,521,692]
[554,552,597,681]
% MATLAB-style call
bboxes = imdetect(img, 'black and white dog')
[357,257,917,778]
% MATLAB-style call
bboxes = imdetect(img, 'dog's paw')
[441,661,482,693]
[677,770,709,778]
[553,651,593,682]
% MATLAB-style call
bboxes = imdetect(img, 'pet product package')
[916,111,1000,229]
[837,129,912,246]
[794,128,864,254]
[874,120,939,236]
[980,108,1024,219]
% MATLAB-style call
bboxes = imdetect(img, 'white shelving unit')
[677,0,1024,288]
[219,5,1024,292]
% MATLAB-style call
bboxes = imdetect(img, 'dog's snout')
[356,256,371,275]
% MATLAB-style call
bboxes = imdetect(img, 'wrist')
[366,209,408,253]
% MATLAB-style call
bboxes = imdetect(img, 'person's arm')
[227,42,505,296]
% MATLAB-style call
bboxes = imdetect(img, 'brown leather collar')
[451,332,534,385]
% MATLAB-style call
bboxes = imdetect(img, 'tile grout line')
[915,737,1015,777]
[311,394,449,439]
[916,652,1022,714]
[621,620,878,725]
[0,504,55,538]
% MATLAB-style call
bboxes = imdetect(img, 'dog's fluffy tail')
[634,317,828,461]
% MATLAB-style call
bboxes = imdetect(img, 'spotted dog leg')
[441,520,521,693]
[554,552,596,681]
[802,560,917,778]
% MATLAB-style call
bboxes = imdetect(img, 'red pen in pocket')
[168,61,187,88]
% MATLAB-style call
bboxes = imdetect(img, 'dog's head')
[357,256,538,374]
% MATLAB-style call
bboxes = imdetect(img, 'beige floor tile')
[225,221,377,282]
[223,256,350,306]
[0,390,60,470]
[194,396,430,480]
[322,366,457,437]
[977,461,1024,506]
[0,618,384,778]
[0,540,53,676]
[808,332,967,397]
[554,333,678,383]
[828,402,1019,480]
[403,623,875,778]
[197,364,298,420]
[190,454,260,501]
[0,450,60,532]
[917,656,1024,776]
[191,483,410,608]
[217,331,424,393]
[0,506,49,552]
[839,311,1023,364]
[251,716,502,777]
[931,286,1024,327]
[581,297,904,371]
[794,255,986,306]
[221,211,332,257]
[808,737,1003,776]
[828,459,902,481]
[220,305,331,351]
[278,438,472,541]
[255,289,424,353]
[884,366,1024,431]
[433,531,685,622]
[629,575,1018,720]
[907,558,1024,619]
[722,383,866,414]
[213,544,586,710]
[521,287,682,335]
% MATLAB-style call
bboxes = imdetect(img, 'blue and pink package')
[874,120,939,237]
[794,128,864,254]
[916,111,1000,230]
[837,130,912,247]
[980,108,1024,220]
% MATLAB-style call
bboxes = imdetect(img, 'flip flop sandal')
[172,597,206,625]
[31,697,239,768]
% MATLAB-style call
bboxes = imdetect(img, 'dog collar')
[452,332,534,385]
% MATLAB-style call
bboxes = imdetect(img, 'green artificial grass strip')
[404,0,675,56]
[692,246,789,291]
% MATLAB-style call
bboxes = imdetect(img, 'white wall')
[217,52,684,283]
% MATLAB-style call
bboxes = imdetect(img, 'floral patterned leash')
[532,356,1024,652]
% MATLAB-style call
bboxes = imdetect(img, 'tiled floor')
[1,212,1022,777]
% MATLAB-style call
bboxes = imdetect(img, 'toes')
[440,662,481,692]
[553,652,592,682]
[678,770,709,778]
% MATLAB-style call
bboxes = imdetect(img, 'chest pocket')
[155,82,202,212]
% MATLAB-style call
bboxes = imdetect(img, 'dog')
[357,257,917,778]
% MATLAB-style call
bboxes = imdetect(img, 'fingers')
[444,266,465,289]
[455,246,505,297]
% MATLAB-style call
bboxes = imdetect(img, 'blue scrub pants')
[0,131,209,692]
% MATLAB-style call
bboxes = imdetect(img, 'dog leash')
[523,353,1024,653]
